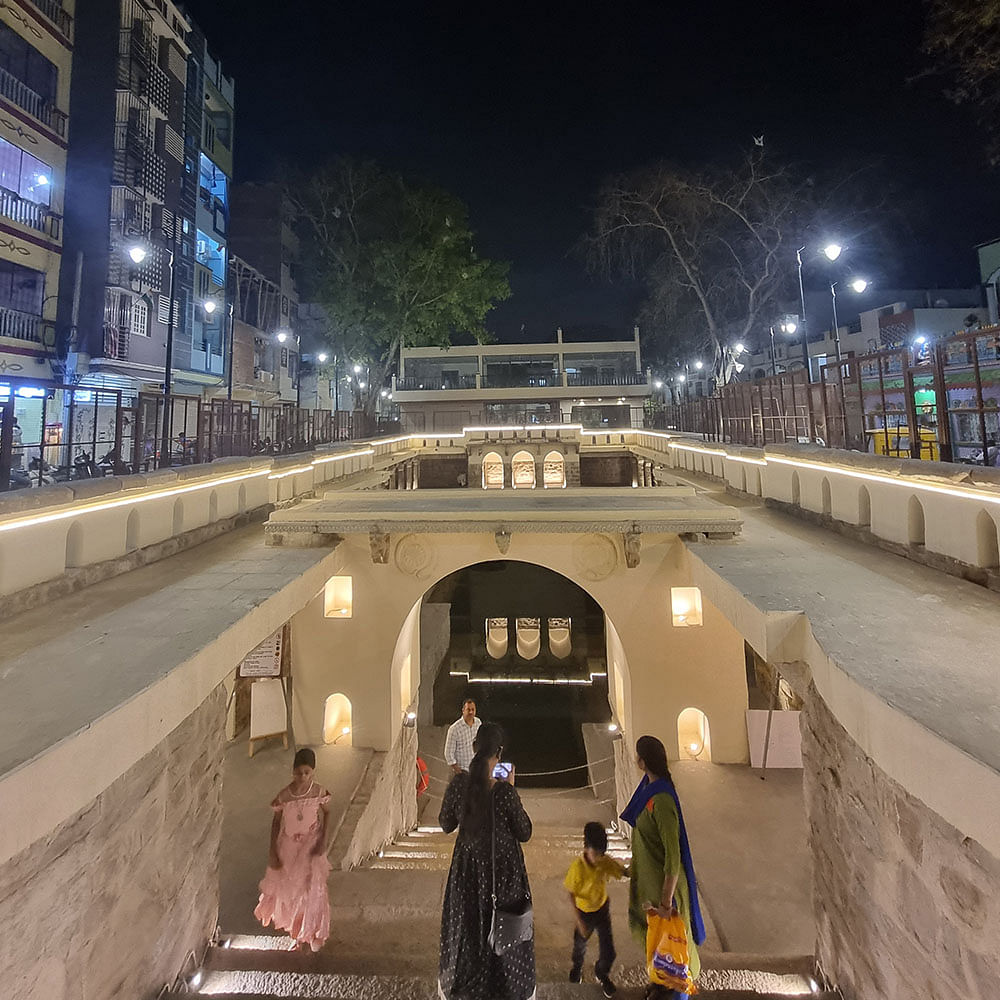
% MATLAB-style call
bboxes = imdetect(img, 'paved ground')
[0,525,330,778]
[677,472,1000,773]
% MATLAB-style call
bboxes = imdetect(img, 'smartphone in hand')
[492,761,513,780]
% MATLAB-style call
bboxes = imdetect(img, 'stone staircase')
[327,751,385,870]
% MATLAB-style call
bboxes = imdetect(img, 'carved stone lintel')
[370,528,390,564]
[495,528,511,554]
[623,528,641,569]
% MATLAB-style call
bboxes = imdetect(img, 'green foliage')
[288,158,510,412]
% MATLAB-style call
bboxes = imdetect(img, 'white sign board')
[747,709,803,768]
[250,678,288,742]
[239,629,283,678]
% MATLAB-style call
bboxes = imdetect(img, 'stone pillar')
[412,459,420,490]
[404,462,413,491]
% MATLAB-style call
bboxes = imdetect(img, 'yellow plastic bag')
[646,912,698,995]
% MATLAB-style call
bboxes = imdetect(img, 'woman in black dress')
[438,722,535,1000]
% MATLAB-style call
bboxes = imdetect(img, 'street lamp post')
[796,247,810,381]
[829,277,868,365]
[128,238,176,469]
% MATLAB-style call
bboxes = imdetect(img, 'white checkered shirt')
[444,716,482,771]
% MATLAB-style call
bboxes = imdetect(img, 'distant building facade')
[392,328,651,432]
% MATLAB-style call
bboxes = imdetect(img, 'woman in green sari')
[621,735,705,1000]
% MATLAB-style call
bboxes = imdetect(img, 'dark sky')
[183,0,1000,341]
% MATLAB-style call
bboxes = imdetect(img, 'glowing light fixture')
[275,330,289,344]
[353,364,362,374]
[822,243,843,261]
[693,360,704,370]
[317,352,329,363]
[670,586,704,627]
[323,575,353,618]
[127,244,148,264]
[36,174,49,185]
[677,374,686,383]
[607,723,618,733]
[849,277,869,294]
[914,335,927,346]
[202,299,217,314]
[654,380,663,389]
[733,342,745,354]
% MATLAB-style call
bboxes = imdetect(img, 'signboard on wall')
[238,629,283,677]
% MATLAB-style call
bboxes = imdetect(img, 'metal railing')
[566,371,647,387]
[0,305,45,343]
[26,0,73,38]
[396,370,648,391]
[0,67,67,136]
[0,186,61,238]
[649,327,1000,465]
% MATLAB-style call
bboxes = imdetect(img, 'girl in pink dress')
[254,748,332,951]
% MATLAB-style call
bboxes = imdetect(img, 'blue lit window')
[196,229,226,286]
[0,135,51,205]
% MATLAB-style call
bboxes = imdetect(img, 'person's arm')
[444,724,461,774]
[567,890,588,936]
[439,773,464,834]
[646,795,681,918]
[501,784,532,843]
[312,794,331,856]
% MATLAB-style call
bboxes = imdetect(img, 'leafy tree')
[924,0,1000,164]
[288,158,510,416]
[587,146,809,382]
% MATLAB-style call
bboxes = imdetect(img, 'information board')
[239,629,283,678]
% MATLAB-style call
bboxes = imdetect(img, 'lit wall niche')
[323,693,353,744]
[511,450,536,489]
[486,617,509,659]
[324,575,353,618]
[677,707,711,761]
[670,586,703,627]
[482,451,504,489]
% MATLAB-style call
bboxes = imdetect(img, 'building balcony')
[0,187,61,240]
[0,67,67,136]
[566,371,647,387]
[392,370,651,404]
[0,305,50,344]
[26,0,73,40]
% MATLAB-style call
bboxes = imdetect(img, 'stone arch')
[486,618,508,658]
[125,509,141,552]
[209,490,219,523]
[791,471,801,505]
[976,510,1000,569]
[677,706,712,761]
[511,450,535,489]
[482,451,504,490]
[821,478,832,517]
[542,450,565,489]
[323,693,353,745]
[65,521,85,569]
[858,486,871,527]
[908,496,925,547]
[172,498,184,536]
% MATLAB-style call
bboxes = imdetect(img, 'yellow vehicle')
[865,425,940,461]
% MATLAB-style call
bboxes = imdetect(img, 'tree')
[288,159,510,416]
[924,0,1000,164]
[587,146,810,382]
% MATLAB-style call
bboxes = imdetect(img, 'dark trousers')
[570,899,616,979]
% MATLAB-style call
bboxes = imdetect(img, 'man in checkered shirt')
[444,698,482,773]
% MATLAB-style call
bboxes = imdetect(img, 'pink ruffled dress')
[254,785,332,951]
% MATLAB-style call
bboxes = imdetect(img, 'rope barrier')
[421,752,616,777]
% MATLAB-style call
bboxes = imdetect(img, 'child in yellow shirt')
[564,821,627,997]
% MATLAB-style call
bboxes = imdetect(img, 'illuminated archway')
[511,450,536,488]
[677,707,712,761]
[543,450,566,488]
[323,692,353,745]
[482,451,504,489]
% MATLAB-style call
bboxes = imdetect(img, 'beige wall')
[288,530,750,764]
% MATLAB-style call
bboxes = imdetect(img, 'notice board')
[239,629,283,678]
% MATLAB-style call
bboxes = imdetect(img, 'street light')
[693,360,704,370]
[849,278,869,294]
[202,299,217,315]
[353,364,362,374]
[128,237,176,468]
[317,352,329,363]
[823,243,844,261]
[275,330,289,344]
[733,343,745,354]
[830,278,870,364]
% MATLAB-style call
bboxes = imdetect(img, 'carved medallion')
[572,533,619,581]
[394,533,436,580]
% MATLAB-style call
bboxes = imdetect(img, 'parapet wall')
[0,685,225,1000]
[802,687,1000,1000]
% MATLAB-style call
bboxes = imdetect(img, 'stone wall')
[802,687,1000,1000]
[0,686,225,1000]
[418,456,468,488]
[579,454,633,486]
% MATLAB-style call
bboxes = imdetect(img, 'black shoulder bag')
[487,785,533,954]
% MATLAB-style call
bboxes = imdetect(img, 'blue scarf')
[620,775,706,946]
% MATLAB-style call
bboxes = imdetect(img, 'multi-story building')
[392,328,652,432]
[0,0,73,384]
[177,21,233,392]
[58,0,232,403]
[229,182,299,403]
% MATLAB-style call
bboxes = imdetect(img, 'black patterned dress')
[438,774,535,1000]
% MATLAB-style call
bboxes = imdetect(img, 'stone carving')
[495,528,512,554]
[623,527,641,568]
[369,528,390,564]
[394,533,436,579]
[572,533,618,581]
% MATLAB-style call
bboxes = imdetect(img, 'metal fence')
[1,381,399,491]
[647,327,1000,465]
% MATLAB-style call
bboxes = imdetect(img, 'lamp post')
[796,247,810,381]
[128,238,176,469]
[829,277,868,365]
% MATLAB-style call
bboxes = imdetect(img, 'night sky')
[183,0,1000,341]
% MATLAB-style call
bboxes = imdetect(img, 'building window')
[0,259,43,314]
[0,136,51,206]
[0,25,57,106]
[130,298,149,337]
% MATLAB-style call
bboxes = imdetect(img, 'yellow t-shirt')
[563,854,626,913]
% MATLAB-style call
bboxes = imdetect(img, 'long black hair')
[636,735,672,782]
[462,722,504,836]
